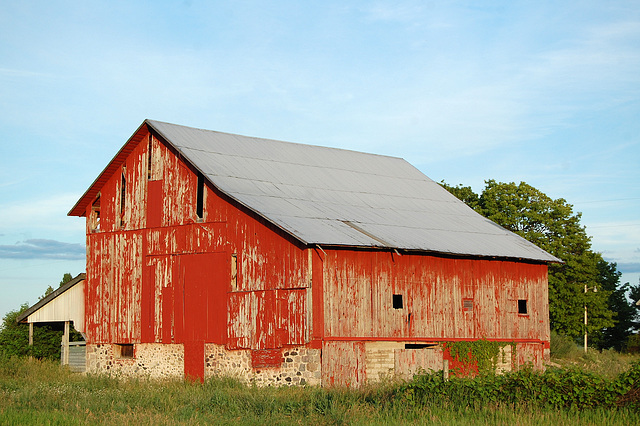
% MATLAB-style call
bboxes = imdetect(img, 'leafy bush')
[550,331,582,359]
[0,304,83,361]
[402,361,640,410]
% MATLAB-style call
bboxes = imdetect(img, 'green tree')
[441,180,614,338]
[0,304,30,357]
[59,273,73,286]
[628,278,640,331]
[0,273,84,360]
[592,260,637,351]
[39,272,73,301]
[440,182,481,211]
[0,304,68,359]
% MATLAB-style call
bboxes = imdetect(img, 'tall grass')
[550,331,639,378]
[1,353,639,425]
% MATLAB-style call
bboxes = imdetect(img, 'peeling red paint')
[82,128,312,380]
[252,349,282,368]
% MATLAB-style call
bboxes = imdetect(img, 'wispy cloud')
[0,193,84,235]
[616,262,640,274]
[0,68,49,78]
[0,239,85,260]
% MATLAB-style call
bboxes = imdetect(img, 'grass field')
[1,344,639,425]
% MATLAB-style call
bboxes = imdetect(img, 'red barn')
[69,120,559,386]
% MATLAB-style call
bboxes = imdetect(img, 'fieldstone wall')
[205,344,322,386]
[86,343,184,379]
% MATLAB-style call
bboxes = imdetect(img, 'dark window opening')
[405,343,436,349]
[393,294,403,309]
[147,136,153,180]
[116,344,134,359]
[120,168,126,227]
[91,195,101,231]
[196,172,204,219]
[231,253,238,291]
[463,299,473,312]
[518,299,528,315]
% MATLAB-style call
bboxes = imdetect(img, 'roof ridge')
[147,119,408,162]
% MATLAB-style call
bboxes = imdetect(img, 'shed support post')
[443,359,449,381]
[28,323,33,346]
[62,321,70,366]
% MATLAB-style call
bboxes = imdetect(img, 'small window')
[147,136,153,180]
[463,299,473,312]
[116,343,134,359]
[231,253,238,291]
[405,343,435,349]
[518,299,528,315]
[91,195,101,232]
[120,168,127,228]
[393,294,403,309]
[196,172,204,220]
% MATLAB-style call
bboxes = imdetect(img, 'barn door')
[178,252,227,381]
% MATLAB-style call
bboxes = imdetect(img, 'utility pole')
[584,285,597,353]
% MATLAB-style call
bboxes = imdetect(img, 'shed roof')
[16,274,86,330]
[70,120,560,263]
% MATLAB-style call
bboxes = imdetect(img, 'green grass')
[1,354,639,425]
[550,331,640,378]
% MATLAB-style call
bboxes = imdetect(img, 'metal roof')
[145,120,560,263]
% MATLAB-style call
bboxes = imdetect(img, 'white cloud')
[0,239,85,260]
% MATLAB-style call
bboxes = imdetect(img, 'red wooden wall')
[321,249,549,344]
[84,128,310,354]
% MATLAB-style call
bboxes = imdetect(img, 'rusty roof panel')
[137,120,560,262]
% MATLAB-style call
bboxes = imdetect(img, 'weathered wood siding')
[319,249,549,386]
[85,129,310,355]
[25,280,86,333]
[322,250,549,343]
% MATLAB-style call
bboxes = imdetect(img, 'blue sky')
[1,1,639,320]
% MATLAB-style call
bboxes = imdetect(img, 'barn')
[69,119,559,386]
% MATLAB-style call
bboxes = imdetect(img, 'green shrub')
[550,331,582,359]
[0,305,83,361]
[403,361,640,410]
[626,334,640,353]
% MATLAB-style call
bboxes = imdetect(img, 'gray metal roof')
[147,120,560,263]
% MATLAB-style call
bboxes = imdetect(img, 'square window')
[393,294,403,309]
[116,344,134,359]
[463,299,473,312]
[518,299,528,315]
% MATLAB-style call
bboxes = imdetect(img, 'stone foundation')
[85,340,531,384]
[205,344,322,386]
[86,343,184,379]
[86,342,321,385]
